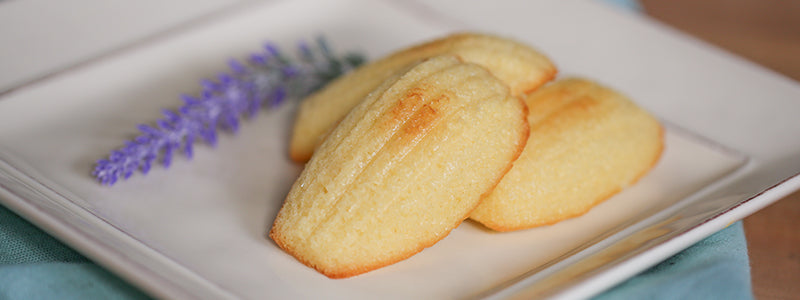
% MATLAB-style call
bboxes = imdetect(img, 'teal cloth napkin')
[0,203,753,299]
[594,221,753,299]
[0,205,149,300]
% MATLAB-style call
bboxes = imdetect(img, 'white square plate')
[2,1,800,299]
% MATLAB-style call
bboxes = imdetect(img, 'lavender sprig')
[93,38,365,185]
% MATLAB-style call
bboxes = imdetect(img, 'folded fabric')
[0,205,148,300]
[0,263,148,300]
[593,222,753,300]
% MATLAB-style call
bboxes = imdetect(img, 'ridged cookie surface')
[470,78,663,231]
[270,56,529,278]
[289,32,555,162]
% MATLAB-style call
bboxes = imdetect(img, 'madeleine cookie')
[289,32,554,162]
[270,55,529,278]
[470,78,663,231]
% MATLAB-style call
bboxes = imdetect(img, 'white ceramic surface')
[1,0,799,299]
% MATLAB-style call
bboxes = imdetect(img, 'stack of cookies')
[269,33,663,278]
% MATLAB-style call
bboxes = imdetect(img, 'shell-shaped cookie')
[270,55,529,278]
[289,32,555,162]
[470,78,664,231]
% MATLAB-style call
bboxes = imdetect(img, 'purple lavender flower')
[93,38,365,185]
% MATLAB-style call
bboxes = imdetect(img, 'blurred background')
[640,1,799,299]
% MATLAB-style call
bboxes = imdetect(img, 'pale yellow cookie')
[289,32,555,162]
[470,78,663,231]
[270,55,529,278]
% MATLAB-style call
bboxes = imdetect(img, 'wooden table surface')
[640,1,800,299]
